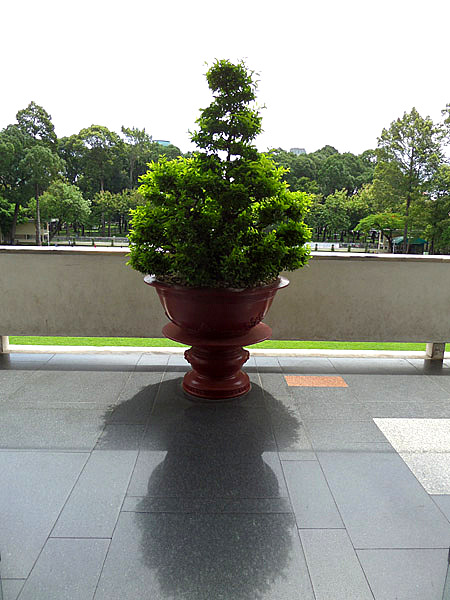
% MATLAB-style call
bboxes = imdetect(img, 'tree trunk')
[35,184,42,246]
[49,219,62,241]
[108,217,111,237]
[101,212,105,236]
[8,203,20,244]
[403,195,411,253]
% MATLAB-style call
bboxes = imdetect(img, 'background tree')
[421,164,450,254]
[57,134,85,185]
[321,190,351,241]
[355,213,404,252]
[0,125,32,242]
[20,146,65,244]
[16,101,57,148]
[116,188,144,233]
[78,125,122,194]
[36,180,91,238]
[377,107,444,252]
[317,152,374,196]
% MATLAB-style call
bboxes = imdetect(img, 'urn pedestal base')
[162,322,272,401]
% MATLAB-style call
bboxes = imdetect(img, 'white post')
[0,336,10,353]
[425,343,446,360]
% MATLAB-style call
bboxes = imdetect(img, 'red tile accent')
[285,375,348,387]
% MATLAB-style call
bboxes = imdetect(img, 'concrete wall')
[0,246,449,342]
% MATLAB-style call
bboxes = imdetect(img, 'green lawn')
[9,336,427,351]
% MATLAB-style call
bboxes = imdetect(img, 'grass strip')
[9,336,427,351]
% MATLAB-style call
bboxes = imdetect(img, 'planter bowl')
[144,275,289,338]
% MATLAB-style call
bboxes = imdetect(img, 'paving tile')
[94,511,314,600]
[259,372,292,397]
[428,374,450,393]
[364,400,450,418]
[17,538,109,600]
[317,450,450,548]
[1,352,54,362]
[408,358,450,374]
[95,424,146,450]
[1,580,25,600]
[253,355,281,370]
[344,373,449,402]
[52,450,137,538]
[278,356,337,374]
[305,420,388,450]
[0,371,36,400]
[265,400,315,456]
[135,353,169,370]
[357,548,448,600]
[104,372,161,423]
[282,461,344,528]
[285,375,348,387]
[142,404,277,456]
[0,353,53,371]
[0,407,106,450]
[7,370,130,406]
[374,418,450,452]
[123,496,292,514]
[127,450,288,498]
[433,495,450,521]
[289,386,361,403]
[167,353,189,367]
[298,400,372,421]
[331,357,418,374]
[279,451,317,460]
[0,451,88,578]
[300,529,373,600]
[43,352,140,371]
[395,452,450,494]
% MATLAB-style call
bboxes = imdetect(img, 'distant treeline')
[1,101,449,253]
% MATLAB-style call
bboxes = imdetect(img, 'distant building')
[154,140,171,147]
[12,220,49,245]
[290,147,306,155]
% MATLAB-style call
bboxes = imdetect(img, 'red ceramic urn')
[145,275,289,401]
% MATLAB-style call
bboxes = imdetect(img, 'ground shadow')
[103,378,301,599]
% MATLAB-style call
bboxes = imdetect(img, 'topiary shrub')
[128,59,312,288]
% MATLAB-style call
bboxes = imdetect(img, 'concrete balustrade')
[0,246,448,357]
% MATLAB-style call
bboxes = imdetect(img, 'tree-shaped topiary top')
[128,59,311,288]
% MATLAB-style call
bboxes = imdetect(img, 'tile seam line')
[14,454,88,587]
[279,459,319,599]
[354,546,450,550]
[92,367,167,598]
[47,452,92,539]
[48,536,112,540]
[314,446,378,597]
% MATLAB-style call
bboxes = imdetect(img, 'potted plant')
[128,59,311,400]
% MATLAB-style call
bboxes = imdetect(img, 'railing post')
[0,336,10,353]
[425,343,446,360]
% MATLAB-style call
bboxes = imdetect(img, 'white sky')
[1,0,449,155]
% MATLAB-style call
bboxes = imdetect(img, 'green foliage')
[128,60,311,288]
[355,213,404,251]
[16,101,57,148]
[0,196,17,235]
[376,107,444,251]
[78,125,122,194]
[36,180,91,232]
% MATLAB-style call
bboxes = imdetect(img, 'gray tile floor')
[1,352,450,599]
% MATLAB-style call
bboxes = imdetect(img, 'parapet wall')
[0,247,449,343]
